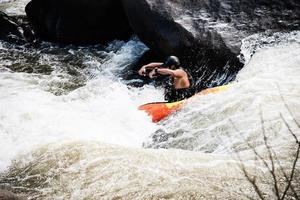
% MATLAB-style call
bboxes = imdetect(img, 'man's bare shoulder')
[174,69,188,76]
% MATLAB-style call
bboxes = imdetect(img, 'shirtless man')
[138,56,193,102]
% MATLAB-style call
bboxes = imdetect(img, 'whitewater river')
[1,1,300,199]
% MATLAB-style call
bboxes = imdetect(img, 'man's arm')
[138,62,163,76]
[152,68,185,78]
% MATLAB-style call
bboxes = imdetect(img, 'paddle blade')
[138,101,184,122]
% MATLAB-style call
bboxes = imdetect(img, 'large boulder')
[122,0,300,56]
[122,0,300,89]
[25,0,133,44]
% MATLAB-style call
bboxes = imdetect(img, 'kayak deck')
[138,85,229,122]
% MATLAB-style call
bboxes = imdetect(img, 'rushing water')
[1,1,300,199]
[0,0,30,15]
[0,38,167,170]
[145,32,300,153]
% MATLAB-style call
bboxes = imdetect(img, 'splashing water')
[1,1,300,199]
[0,38,166,171]
[145,31,300,155]
[0,32,299,199]
[0,0,30,15]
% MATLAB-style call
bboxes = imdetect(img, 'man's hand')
[138,66,146,76]
[148,69,156,79]
[138,62,163,76]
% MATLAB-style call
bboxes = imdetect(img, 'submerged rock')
[25,0,133,44]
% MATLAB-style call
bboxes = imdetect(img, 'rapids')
[0,38,164,170]
[145,32,300,154]
[0,1,300,199]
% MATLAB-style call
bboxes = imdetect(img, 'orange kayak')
[138,85,230,122]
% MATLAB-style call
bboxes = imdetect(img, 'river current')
[0,0,300,199]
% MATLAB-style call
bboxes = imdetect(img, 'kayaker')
[138,56,194,102]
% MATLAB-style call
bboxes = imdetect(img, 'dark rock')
[122,0,300,55]
[122,0,300,90]
[0,189,26,200]
[0,12,37,45]
[122,49,167,87]
[25,0,133,44]
[0,11,22,42]
[10,16,38,44]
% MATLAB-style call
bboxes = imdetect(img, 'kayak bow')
[138,85,229,122]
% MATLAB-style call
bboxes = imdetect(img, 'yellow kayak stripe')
[165,100,184,109]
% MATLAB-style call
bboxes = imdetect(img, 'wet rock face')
[122,0,300,89]
[23,0,300,89]
[25,0,133,44]
[0,11,37,45]
[122,0,242,90]
[122,0,300,56]
[0,11,22,42]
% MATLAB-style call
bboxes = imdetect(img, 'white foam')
[0,38,163,170]
[0,0,31,15]
[154,32,300,154]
